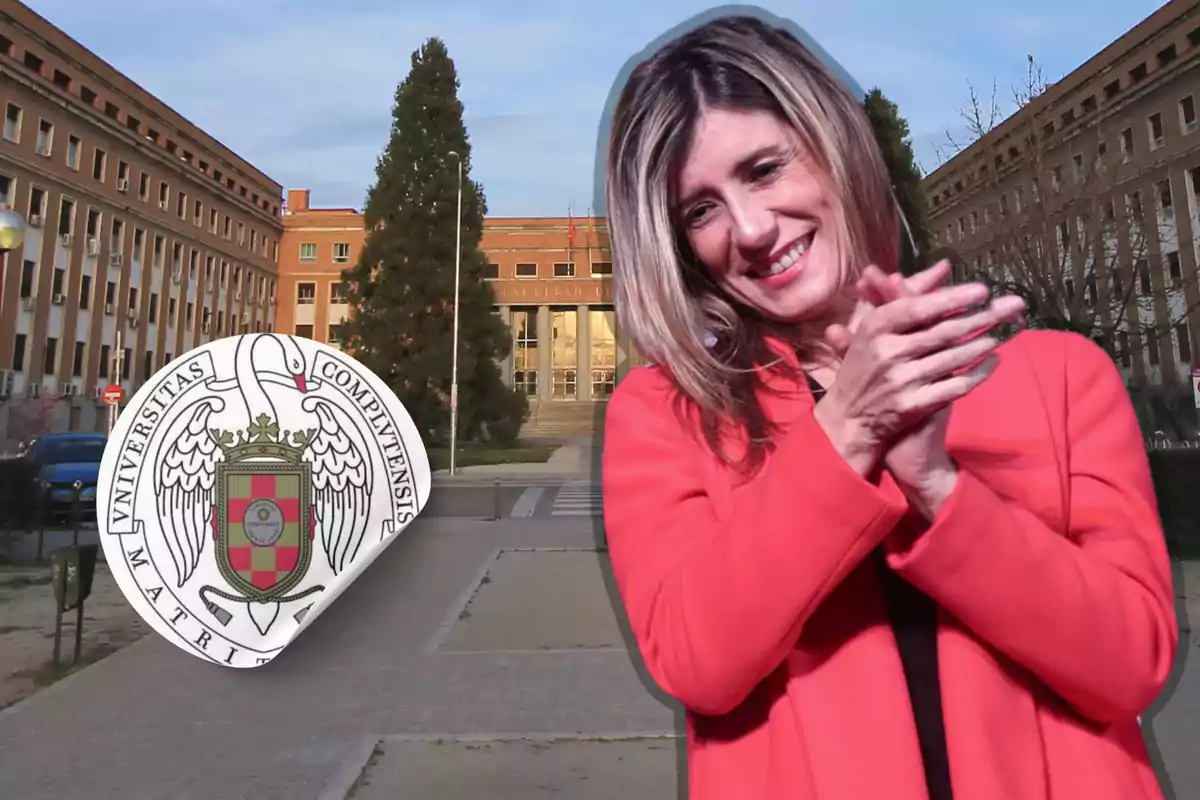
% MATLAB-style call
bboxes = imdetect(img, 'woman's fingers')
[867,282,993,335]
[905,354,1000,412]
[894,295,1025,359]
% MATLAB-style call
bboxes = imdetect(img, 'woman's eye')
[685,204,712,227]
[751,161,781,181]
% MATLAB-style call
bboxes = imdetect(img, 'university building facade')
[276,189,646,435]
[0,2,285,444]
[923,0,1200,388]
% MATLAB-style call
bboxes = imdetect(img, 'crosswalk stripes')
[551,480,603,517]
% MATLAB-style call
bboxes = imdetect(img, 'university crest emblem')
[96,334,431,667]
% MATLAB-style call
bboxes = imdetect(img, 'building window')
[515,262,537,278]
[330,282,345,303]
[92,148,106,181]
[590,307,616,398]
[44,337,58,376]
[1138,259,1151,294]
[484,263,499,280]
[299,242,317,261]
[511,308,538,396]
[72,342,84,377]
[122,348,132,380]
[1159,180,1173,212]
[1166,251,1182,282]
[0,173,11,207]
[332,242,350,263]
[51,267,64,297]
[158,182,169,208]
[1120,127,1134,160]
[1177,322,1193,363]
[295,324,314,338]
[143,351,153,382]
[328,324,343,345]
[19,260,34,298]
[1181,95,1197,134]
[550,308,578,399]
[79,274,91,310]
[1117,331,1131,368]
[98,344,110,378]
[553,262,575,278]
[36,119,52,155]
[58,198,74,236]
[1146,329,1160,367]
[1148,113,1164,150]
[297,282,316,304]
[28,186,45,220]
[11,334,25,371]
[3,103,21,142]
[138,171,149,200]
[149,293,158,324]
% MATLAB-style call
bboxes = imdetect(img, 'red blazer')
[601,329,1177,799]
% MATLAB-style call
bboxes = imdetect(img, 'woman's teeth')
[757,239,808,276]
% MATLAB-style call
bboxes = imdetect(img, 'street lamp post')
[447,151,463,476]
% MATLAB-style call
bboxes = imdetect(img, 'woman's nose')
[728,196,777,254]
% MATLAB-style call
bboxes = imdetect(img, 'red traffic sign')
[101,384,125,406]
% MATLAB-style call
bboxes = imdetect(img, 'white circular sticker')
[96,333,431,667]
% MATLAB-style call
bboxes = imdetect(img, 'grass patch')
[426,443,556,472]
[0,573,52,590]
[1,641,124,711]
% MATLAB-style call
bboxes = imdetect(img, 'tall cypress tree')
[863,88,933,276]
[340,38,526,445]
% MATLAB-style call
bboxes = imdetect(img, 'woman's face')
[676,106,849,323]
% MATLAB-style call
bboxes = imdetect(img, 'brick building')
[0,2,284,442]
[923,0,1200,387]
[277,189,645,435]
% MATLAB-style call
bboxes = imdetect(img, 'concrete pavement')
[0,515,681,799]
[2,497,1199,797]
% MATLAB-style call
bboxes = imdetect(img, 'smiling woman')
[600,11,1175,800]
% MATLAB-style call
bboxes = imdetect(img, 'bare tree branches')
[933,55,1195,373]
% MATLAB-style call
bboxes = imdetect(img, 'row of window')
[298,242,352,263]
[486,261,613,280]
[0,31,280,217]
[293,324,342,344]
[1,101,278,262]
[931,24,1200,205]
[0,172,278,303]
[939,159,1200,249]
[12,257,267,339]
[296,282,346,304]
[1110,322,1194,370]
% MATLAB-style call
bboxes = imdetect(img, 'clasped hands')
[812,260,1026,519]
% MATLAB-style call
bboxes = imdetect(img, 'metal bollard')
[492,479,502,521]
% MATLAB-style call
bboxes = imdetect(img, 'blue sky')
[28,0,1168,217]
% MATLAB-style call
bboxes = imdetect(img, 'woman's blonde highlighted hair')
[606,14,900,472]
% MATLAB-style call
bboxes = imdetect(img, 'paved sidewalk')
[0,516,676,799]
[433,442,601,484]
[0,515,1197,798]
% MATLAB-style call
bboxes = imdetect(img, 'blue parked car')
[22,433,108,522]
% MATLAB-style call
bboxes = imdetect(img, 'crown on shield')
[210,413,314,464]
